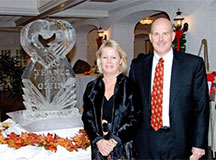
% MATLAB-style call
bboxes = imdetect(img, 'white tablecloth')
[75,74,98,108]
[0,119,91,160]
[208,101,216,158]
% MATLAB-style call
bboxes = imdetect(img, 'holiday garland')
[173,23,188,53]
[173,29,186,53]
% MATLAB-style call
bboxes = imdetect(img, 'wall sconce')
[173,8,189,53]
[97,27,107,41]
[97,27,107,48]
[173,8,188,32]
[139,17,153,25]
[98,27,104,38]
[173,8,184,29]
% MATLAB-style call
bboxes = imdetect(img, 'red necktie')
[151,58,164,131]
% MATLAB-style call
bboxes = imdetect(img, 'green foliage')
[172,25,187,53]
[173,34,187,53]
[0,53,24,99]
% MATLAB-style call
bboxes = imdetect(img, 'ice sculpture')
[7,19,82,131]
[20,19,76,110]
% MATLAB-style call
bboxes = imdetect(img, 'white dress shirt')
[151,49,173,127]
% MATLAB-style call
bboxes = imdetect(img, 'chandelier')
[139,17,153,25]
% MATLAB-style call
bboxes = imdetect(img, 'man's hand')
[190,147,205,160]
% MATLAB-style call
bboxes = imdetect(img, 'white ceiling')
[0,0,150,31]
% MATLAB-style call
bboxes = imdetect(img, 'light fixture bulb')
[140,17,153,25]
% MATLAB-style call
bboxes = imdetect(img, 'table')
[75,74,98,108]
[209,101,216,158]
[0,119,91,160]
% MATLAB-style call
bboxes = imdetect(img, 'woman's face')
[100,47,122,75]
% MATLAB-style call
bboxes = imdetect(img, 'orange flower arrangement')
[0,124,90,152]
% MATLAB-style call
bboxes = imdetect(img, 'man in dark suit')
[129,18,209,159]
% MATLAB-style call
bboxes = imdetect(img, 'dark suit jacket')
[129,51,209,158]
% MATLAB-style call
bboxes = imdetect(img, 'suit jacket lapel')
[170,52,185,108]
[143,54,153,107]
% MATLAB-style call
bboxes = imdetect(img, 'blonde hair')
[96,40,128,74]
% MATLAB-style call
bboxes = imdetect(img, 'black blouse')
[102,95,114,140]
[102,95,114,123]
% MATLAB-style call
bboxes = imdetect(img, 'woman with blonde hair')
[82,40,140,159]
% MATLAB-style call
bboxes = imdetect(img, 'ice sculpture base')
[6,108,83,132]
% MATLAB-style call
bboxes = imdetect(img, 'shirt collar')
[153,49,173,62]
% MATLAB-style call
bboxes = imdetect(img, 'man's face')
[149,18,175,56]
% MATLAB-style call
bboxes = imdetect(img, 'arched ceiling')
[0,0,150,31]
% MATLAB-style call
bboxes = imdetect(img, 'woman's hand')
[96,139,115,156]
[109,138,118,147]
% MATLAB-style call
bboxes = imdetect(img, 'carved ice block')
[6,19,82,131]
[20,19,77,111]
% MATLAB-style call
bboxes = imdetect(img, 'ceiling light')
[140,17,153,25]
